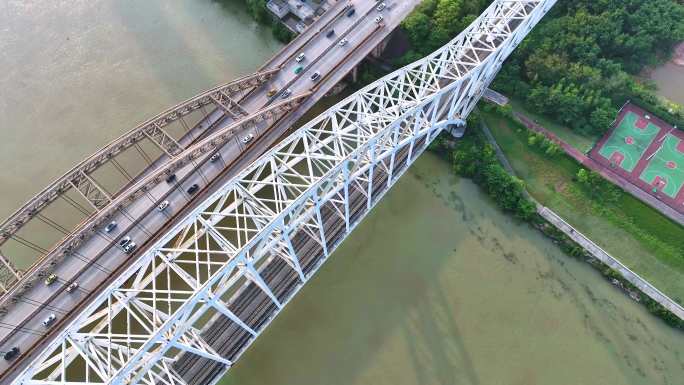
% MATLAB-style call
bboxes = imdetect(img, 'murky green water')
[648,42,684,106]
[220,153,684,385]
[0,0,281,220]
[1,2,683,383]
[649,63,684,106]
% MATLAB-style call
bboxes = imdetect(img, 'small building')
[266,0,329,34]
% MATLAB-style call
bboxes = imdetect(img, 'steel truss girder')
[0,67,278,248]
[0,92,309,311]
[0,69,279,295]
[16,1,556,384]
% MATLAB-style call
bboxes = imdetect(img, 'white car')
[281,88,292,98]
[374,15,384,24]
[210,153,221,163]
[339,38,348,47]
[123,242,136,254]
[295,53,305,62]
[43,313,57,327]
[66,282,79,293]
[376,2,386,11]
[242,133,254,144]
[158,200,169,211]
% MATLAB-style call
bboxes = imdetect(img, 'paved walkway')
[514,112,684,227]
[539,206,684,320]
[479,117,683,321]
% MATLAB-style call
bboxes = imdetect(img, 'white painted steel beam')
[14,1,556,384]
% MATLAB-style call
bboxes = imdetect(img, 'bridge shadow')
[220,153,484,385]
[400,282,481,385]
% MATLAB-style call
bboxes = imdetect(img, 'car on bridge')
[210,153,221,163]
[310,71,321,81]
[267,88,278,97]
[44,274,57,286]
[339,38,348,47]
[375,15,384,24]
[104,221,117,233]
[118,236,131,249]
[42,314,56,327]
[187,184,200,195]
[242,134,254,144]
[66,282,79,293]
[3,347,19,361]
[376,2,386,12]
[326,29,335,38]
[294,66,304,74]
[165,173,177,184]
[281,88,292,98]
[123,242,136,254]
[158,200,170,211]
[296,53,305,62]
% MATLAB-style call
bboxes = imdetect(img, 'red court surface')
[589,102,684,214]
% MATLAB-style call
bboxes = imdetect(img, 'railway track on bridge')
[0,1,558,384]
[0,1,427,382]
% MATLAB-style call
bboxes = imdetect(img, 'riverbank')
[478,107,684,314]
[479,117,684,323]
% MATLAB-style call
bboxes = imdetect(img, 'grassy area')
[508,98,597,152]
[481,111,684,305]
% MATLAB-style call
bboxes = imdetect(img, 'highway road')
[0,0,421,382]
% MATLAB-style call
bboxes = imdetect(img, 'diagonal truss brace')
[15,1,557,384]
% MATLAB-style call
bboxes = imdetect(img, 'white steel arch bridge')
[13,0,556,384]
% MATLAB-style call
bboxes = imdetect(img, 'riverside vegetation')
[490,0,684,135]
[429,111,684,329]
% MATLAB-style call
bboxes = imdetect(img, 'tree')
[492,0,684,135]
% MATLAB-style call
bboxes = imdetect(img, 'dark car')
[165,173,177,184]
[104,221,117,233]
[3,347,19,361]
[346,8,355,17]
[187,184,200,195]
[326,29,335,38]
[118,236,131,248]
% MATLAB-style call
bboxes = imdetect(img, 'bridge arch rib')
[16,1,556,384]
[0,69,278,295]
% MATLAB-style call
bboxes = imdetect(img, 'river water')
[220,153,684,385]
[0,0,281,220]
[1,2,682,384]
[648,42,684,106]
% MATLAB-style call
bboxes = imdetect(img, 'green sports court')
[597,111,660,172]
[639,134,684,198]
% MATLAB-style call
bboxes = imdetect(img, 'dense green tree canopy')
[401,0,684,135]
[495,0,684,134]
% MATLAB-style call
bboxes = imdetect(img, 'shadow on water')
[219,153,684,385]
[401,284,481,385]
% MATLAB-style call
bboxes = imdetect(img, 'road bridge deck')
[0,0,556,383]
[0,0,423,382]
